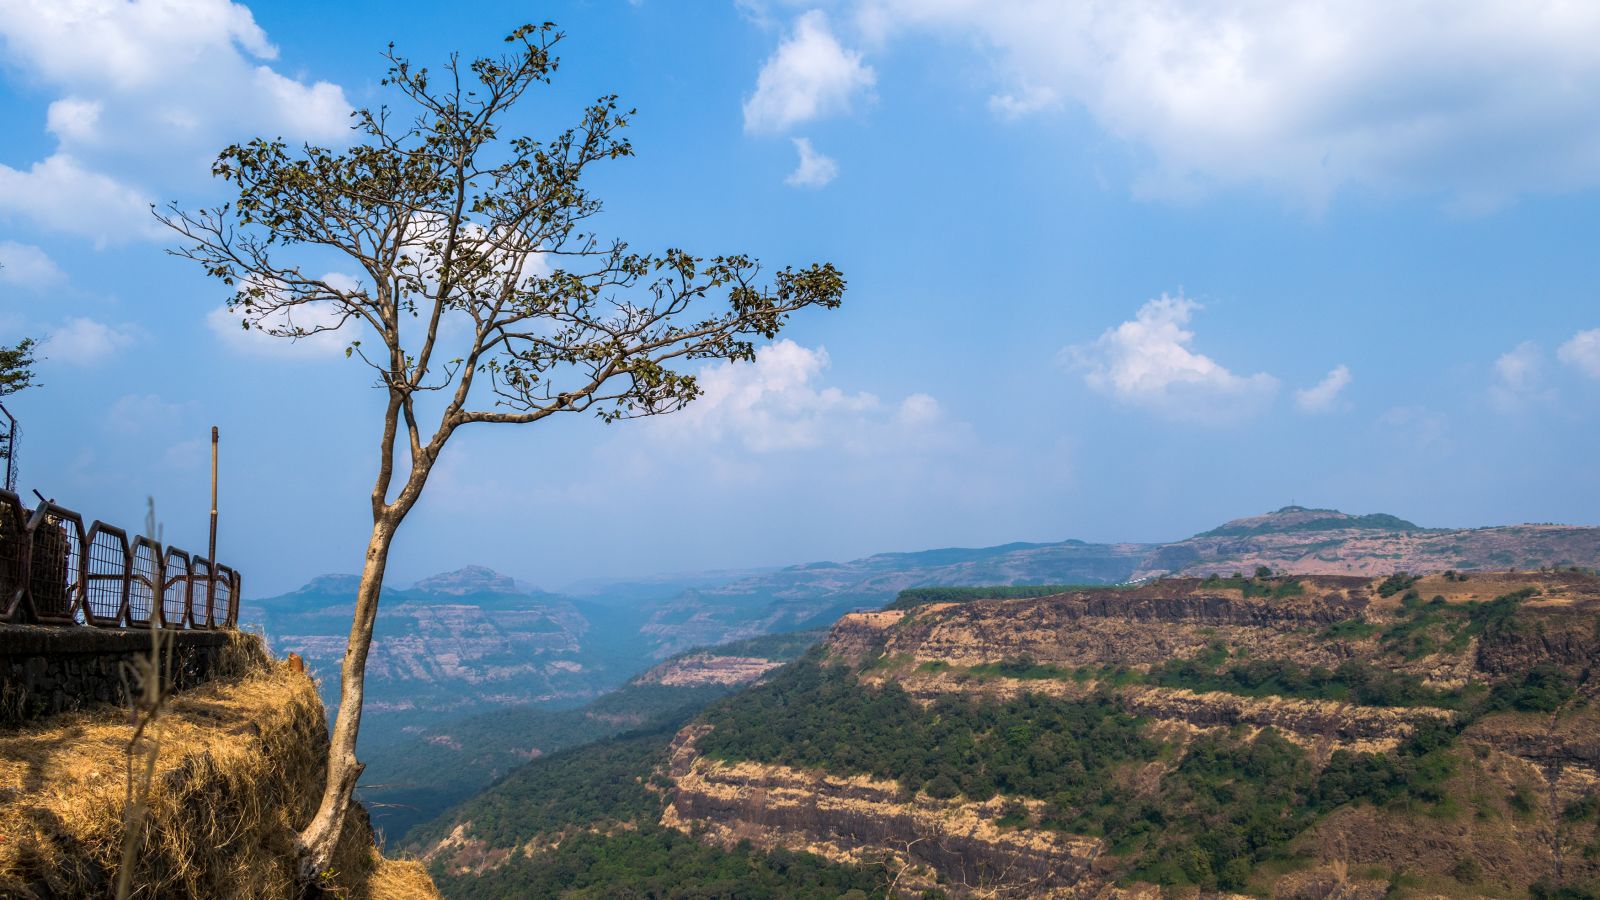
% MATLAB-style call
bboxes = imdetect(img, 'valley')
[415,567,1600,898]
[247,506,1600,895]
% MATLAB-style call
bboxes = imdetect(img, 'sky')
[2,0,1598,596]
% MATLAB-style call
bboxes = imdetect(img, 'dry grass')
[0,647,439,898]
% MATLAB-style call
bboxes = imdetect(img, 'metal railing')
[0,489,241,629]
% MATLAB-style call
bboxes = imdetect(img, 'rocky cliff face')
[662,726,1105,897]
[632,653,785,687]
[664,571,1600,897]
[241,568,645,734]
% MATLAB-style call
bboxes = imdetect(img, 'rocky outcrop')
[1475,599,1600,678]
[662,727,1107,898]
[867,666,1449,755]
[833,579,1371,674]
[632,654,783,687]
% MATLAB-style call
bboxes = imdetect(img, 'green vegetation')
[1197,508,1422,539]
[365,682,731,841]
[1197,574,1306,599]
[426,725,896,899]
[366,630,824,841]
[886,584,1103,610]
[423,730,671,850]
[966,657,1079,681]
[699,656,1156,803]
[1150,654,1467,709]
[1376,572,1419,597]
[1378,587,1534,659]
[930,647,1463,710]
[0,337,38,398]
[696,656,1480,894]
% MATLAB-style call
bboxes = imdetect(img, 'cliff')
[0,633,438,898]
[664,571,1600,897]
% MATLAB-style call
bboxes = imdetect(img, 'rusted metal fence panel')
[129,535,161,628]
[160,548,193,630]
[0,491,27,622]
[27,503,84,625]
[84,521,131,627]
[0,495,242,631]
[212,563,237,630]
[191,557,215,629]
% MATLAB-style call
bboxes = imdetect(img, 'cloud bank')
[819,0,1600,207]
[0,0,351,241]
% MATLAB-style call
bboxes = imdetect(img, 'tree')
[158,24,846,882]
[0,336,39,398]
[0,331,38,478]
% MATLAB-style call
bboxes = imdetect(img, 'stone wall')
[0,625,267,727]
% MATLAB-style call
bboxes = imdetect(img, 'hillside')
[419,570,1600,898]
[0,635,437,898]
[362,630,822,843]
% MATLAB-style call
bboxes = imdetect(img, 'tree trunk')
[294,514,398,882]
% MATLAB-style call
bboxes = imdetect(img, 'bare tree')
[159,23,846,882]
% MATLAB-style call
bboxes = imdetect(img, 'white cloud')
[0,154,158,244]
[1558,328,1600,379]
[744,10,875,135]
[843,0,1600,206]
[1488,340,1551,412]
[1063,293,1278,422]
[785,137,839,188]
[42,317,141,365]
[988,85,1058,120]
[1294,364,1352,414]
[658,339,944,453]
[45,97,103,142]
[107,393,189,435]
[0,0,350,240]
[0,241,65,286]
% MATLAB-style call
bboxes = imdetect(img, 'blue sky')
[2,0,1598,596]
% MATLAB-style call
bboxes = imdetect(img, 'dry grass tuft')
[0,651,438,898]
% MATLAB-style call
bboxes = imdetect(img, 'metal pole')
[0,401,16,493]
[208,427,218,566]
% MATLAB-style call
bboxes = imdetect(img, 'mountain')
[418,569,1600,898]
[629,540,1153,658]
[240,567,657,748]
[624,506,1600,658]
[1134,505,1600,580]
[247,509,1600,744]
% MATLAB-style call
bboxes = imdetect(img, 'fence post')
[0,490,28,623]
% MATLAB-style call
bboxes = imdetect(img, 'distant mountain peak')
[414,565,517,595]
[1197,507,1422,539]
[296,574,361,594]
